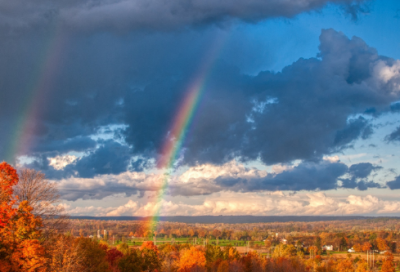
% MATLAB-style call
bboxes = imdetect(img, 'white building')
[323,245,333,251]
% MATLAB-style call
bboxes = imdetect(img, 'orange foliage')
[179,247,206,271]
[140,241,158,253]
[336,258,354,272]
[0,162,46,271]
[353,243,362,252]
[377,237,389,251]
[381,252,395,272]
[361,242,371,252]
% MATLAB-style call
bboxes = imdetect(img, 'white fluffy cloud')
[64,191,400,216]
[373,60,400,93]
[49,155,77,170]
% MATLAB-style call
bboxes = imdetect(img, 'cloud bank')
[63,192,400,216]
[57,160,382,201]
[0,0,366,33]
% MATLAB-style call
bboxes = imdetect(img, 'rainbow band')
[145,36,227,235]
[6,25,66,163]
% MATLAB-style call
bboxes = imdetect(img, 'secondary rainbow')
[145,37,226,234]
[6,23,67,163]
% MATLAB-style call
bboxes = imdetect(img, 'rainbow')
[6,25,67,163]
[145,36,227,234]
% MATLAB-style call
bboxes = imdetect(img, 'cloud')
[64,191,400,216]
[386,126,400,142]
[55,160,383,201]
[0,0,367,34]
[348,162,381,179]
[48,155,77,170]
[4,28,400,183]
[386,176,400,189]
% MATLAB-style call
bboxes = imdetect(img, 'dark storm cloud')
[56,159,383,201]
[387,176,400,190]
[348,162,382,179]
[0,0,366,33]
[333,117,373,147]
[340,178,382,190]
[220,161,381,193]
[64,140,132,178]
[386,126,400,142]
[7,28,400,182]
[339,162,382,191]
[24,140,133,180]
[30,136,97,154]
[59,180,139,201]
[245,161,349,191]
[170,160,384,198]
[178,29,400,166]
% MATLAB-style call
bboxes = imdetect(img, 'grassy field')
[109,237,265,247]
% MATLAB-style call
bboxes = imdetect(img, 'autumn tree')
[336,258,354,272]
[118,250,144,272]
[14,168,69,236]
[140,241,161,272]
[106,248,123,272]
[0,162,47,271]
[377,237,389,251]
[217,260,229,272]
[117,242,130,255]
[75,238,109,272]
[353,243,362,252]
[179,247,206,272]
[362,242,371,252]
[381,252,395,272]
[46,235,84,271]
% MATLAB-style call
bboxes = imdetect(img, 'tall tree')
[14,169,69,236]
[0,162,46,271]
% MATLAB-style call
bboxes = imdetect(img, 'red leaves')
[0,162,19,195]
[0,163,46,271]
[107,248,123,269]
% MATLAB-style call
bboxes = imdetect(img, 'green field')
[108,237,266,247]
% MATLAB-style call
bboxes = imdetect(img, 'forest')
[1,161,399,271]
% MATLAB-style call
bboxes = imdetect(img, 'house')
[323,245,333,251]
[348,248,355,253]
[281,239,287,244]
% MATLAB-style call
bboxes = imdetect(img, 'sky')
[1,0,400,217]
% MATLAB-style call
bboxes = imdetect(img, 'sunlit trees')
[179,247,206,272]
[361,242,371,252]
[335,258,354,272]
[46,235,84,271]
[354,260,368,272]
[377,237,389,251]
[0,162,46,271]
[117,242,130,255]
[353,243,362,252]
[381,252,395,272]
